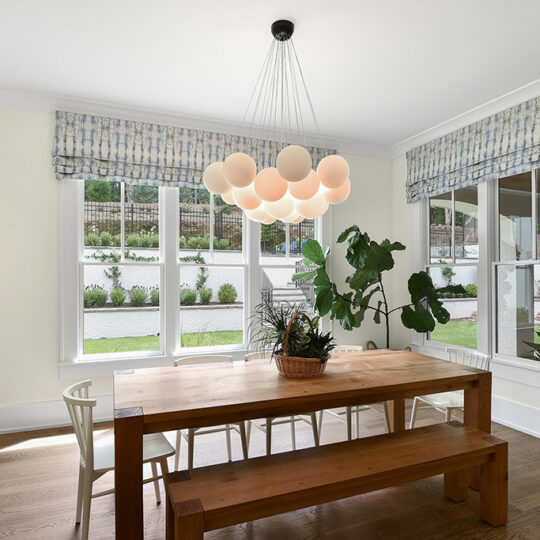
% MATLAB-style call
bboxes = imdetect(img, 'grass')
[429,321,477,349]
[83,330,243,355]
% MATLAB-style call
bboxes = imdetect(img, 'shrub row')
[437,283,477,299]
[84,283,238,307]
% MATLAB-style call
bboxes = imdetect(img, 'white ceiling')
[1,0,540,155]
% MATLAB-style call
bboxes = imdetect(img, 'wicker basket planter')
[274,312,327,379]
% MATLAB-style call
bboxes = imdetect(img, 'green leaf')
[337,225,359,243]
[366,242,395,272]
[292,270,317,282]
[345,232,371,268]
[313,268,331,288]
[301,239,326,265]
[380,239,406,252]
[408,271,436,304]
[401,305,436,332]
[314,287,333,316]
[348,268,379,291]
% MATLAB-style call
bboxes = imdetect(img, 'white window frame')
[59,180,319,378]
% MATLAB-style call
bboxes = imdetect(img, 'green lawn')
[429,321,477,349]
[83,330,243,355]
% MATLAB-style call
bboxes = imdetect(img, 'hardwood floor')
[0,405,538,539]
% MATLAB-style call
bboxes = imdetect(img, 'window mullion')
[477,180,492,355]
[451,190,455,264]
[120,182,125,262]
[532,169,537,260]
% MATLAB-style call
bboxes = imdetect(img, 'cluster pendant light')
[203,20,350,224]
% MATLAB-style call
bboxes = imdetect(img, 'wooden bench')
[166,423,507,539]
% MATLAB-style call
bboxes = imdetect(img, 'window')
[427,186,478,350]
[421,168,540,364]
[495,169,540,361]
[62,179,321,363]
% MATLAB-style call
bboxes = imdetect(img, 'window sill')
[59,345,250,379]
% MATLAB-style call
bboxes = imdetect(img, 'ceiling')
[1,0,540,155]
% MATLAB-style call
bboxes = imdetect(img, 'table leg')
[387,398,405,432]
[115,407,144,540]
[464,371,492,490]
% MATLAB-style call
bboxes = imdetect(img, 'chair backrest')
[244,350,272,362]
[447,348,490,371]
[173,354,234,367]
[334,345,364,353]
[63,380,96,469]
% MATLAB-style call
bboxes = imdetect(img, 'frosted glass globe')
[296,191,329,219]
[264,192,295,219]
[203,161,231,194]
[261,215,276,224]
[281,210,301,223]
[324,178,351,204]
[231,184,261,210]
[223,152,257,188]
[292,215,304,223]
[288,169,320,200]
[276,145,312,182]
[317,155,349,188]
[221,190,235,205]
[245,206,273,223]
[253,167,288,202]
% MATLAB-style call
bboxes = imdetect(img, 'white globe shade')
[203,161,231,194]
[231,184,261,210]
[324,178,351,204]
[317,155,350,189]
[281,210,301,223]
[223,152,257,188]
[296,191,329,219]
[288,169,320,200]
[245,206,273,223]
[276,145,312,182]
[253,167,288,202]
[221,190,235,205]
[261,215,276,224]
[264,193,295,219]
[292,215,304,223]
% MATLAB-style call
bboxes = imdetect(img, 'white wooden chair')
[173,355,249,470]
[410,348,491,428]
[318,345,391,439]
[63,380,174,540]
[244,351,319,455]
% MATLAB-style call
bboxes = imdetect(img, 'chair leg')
[75,462,84,524]
[445,408,452,422]
[346,407,352,441]
[266,418,272,456]
[81,467,93,540]
[151,461,161,504]
[409,397,419,429]
[355,407,360,439]
[318,410,324,439]
[174,430,182,471]
[225,424,232,462]
[239,422,249,459]
[310,412,319,446]
[290,416,296,450]
[383,401,391,433]
[187,428,195,470]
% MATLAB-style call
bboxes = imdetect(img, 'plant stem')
[379,278,390,349]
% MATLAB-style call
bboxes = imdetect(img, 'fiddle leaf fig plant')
[293,226,450,348]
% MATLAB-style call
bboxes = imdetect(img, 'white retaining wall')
[84,304,243,339]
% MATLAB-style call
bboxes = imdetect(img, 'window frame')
[59,180,320,376]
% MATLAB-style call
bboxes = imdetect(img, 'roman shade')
[406,96,540,203]
[53,111,331,188]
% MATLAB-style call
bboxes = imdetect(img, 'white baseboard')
[0,395,113,434]
[492,395,540,439]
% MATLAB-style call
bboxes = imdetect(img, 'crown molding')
[0,87,392,159]
[390,78,540,158]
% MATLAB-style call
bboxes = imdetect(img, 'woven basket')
[274,312,327,379]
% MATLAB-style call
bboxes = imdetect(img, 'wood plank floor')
[0,404,538,539]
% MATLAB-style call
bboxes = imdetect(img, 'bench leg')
[480,444,508,526]
[169,498,204,540]
[444,468,468,502]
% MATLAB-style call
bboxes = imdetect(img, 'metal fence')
[260,219,315,255]
[430,224,478,258]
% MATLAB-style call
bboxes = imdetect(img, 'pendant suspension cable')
[290,38,328,154]
[257,40,277,144]
[283,41,292,144]
[246,38,276,140]
[286,39,305,147]
[240,38,274,133]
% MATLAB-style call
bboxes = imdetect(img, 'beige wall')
[0,108,111,407]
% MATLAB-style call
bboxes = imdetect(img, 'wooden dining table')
[113,349,491,539]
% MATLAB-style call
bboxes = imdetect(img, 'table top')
[113,350,485,430]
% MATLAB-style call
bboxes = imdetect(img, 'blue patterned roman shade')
[406,96,540,203]
[53,111,331,188]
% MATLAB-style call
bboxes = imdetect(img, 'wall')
[0,108,112,431]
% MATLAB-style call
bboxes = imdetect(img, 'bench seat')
[166,422,507,539]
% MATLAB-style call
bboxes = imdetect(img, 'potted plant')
[292,226,452,348]
[249,300,335,378]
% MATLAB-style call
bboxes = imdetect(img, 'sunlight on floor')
[0,429,108,453]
